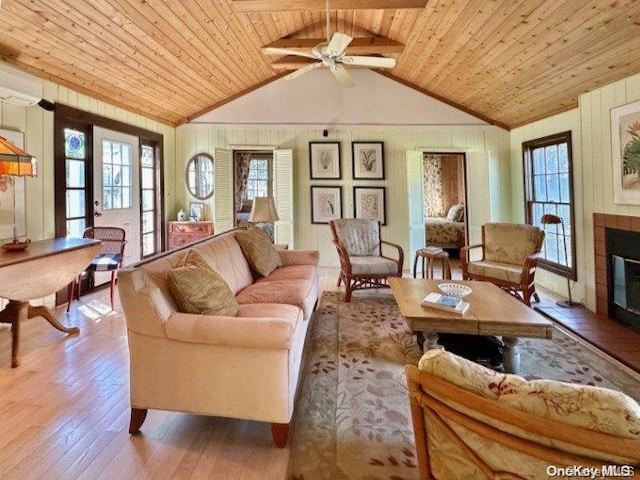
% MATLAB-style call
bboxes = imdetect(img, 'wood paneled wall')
[177,124,510,268]
[511,72,640,311]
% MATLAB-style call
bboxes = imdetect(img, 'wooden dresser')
[168,221,214,249]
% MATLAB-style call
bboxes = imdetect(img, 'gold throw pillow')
[167,249,238,316]
[234,227,282,277]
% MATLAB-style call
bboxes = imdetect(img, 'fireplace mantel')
[593,213,640,316]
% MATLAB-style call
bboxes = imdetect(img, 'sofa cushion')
[167,249,239,316]
[235,227,282,277]
[236,277,316,319]
[256,264,317,282]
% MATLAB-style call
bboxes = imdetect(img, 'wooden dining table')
[0,237,101,367]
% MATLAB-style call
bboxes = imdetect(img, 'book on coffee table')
[421,292,470,315]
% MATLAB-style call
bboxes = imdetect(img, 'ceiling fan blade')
[341,55,397,68]
[326,32,353,56]
[331,64,355,88]
[264,47,317,59]
[284,62,321,80]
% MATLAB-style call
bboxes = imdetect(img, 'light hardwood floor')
[0,264,637,479]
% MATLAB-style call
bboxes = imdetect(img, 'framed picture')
[612,100,640,204]
[353,186,386,225]
[311,186,342,224]
[309,142,341,179]
[352,141,384,180]
[189,202,205,221]
[0,129,26,240]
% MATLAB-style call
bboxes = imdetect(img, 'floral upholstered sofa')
[117,227,319,447]
[406,348,640,479]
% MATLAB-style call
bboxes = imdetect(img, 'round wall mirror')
[186,152,214,200]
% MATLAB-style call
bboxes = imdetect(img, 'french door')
[54,105,164,303]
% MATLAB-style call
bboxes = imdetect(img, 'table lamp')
[0,136,37,250]
[540,213,581,308]
[248,196,279,242]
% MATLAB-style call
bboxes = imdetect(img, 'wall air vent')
[0,61,42,107]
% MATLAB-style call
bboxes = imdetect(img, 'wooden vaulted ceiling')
[1,0,640,129]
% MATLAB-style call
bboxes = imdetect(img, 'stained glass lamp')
[0,136,37,176]
[0,136,36,250]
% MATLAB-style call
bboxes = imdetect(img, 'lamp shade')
[249,197,279,223]
[540,213,562,225]
[0,136,37,176]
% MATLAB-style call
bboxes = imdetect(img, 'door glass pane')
[142,190,154,210]
[142,211,154,233]
[142,232,155,257]
[66,218,86,238]
[66,160,85,188]
[141,146,153,167]
[66,190,85,218]
[102,139,133,210]
[142,168,154,188]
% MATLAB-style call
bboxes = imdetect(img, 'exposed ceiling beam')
[270,56,384,69]
[263,37,404,55]
[231,0,428,13]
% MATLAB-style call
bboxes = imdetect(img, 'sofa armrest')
[278,249,320,267]
[164,312,297,349]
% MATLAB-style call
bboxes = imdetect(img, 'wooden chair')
[329,218,403,302]
[460,223,544,306]
[67,226,126,311]
[406,351,640,480]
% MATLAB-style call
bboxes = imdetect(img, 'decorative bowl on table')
[438,283,472,298]
[2,239,31,252]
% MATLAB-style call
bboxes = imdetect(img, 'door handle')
[94,200,103,217]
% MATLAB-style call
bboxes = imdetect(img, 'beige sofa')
[406,349,640,479]
[117,228,319,447]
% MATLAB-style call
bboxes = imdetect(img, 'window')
[246,157,272,200]
[140,145,157,257]
[64,128,88,238]
[523,131,576,280]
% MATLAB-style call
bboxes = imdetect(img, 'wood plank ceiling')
[0,0,639,129]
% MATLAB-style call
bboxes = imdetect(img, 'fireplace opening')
[607,228,640,330]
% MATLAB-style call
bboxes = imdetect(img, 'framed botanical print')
[311,186,342,224]
[611,100,640,204]
[309,141,341,179]
[352,141,384,179]
[353,186,386,225]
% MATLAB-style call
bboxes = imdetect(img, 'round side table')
[413,248,451,279]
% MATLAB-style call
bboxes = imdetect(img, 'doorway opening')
[233,150,274,238]
[422,152,468,257]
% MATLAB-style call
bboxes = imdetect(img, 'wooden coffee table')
[389,278,554,372]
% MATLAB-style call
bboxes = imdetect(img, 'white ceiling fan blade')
[331,64,355,88]
[341,55,397,68]
[264,47,317,59]
[284,62,321,80]
[326,32,353,56]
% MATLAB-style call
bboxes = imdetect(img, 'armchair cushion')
[330,218,381,256]
[483,223,543,265]
[349,256,400,276]
[465,260,525,284]
[235,226,282,277]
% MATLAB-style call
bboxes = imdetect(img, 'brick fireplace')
[594,213,640,329]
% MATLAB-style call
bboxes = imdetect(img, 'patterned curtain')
[423,155,445,217]
[234,151,252,212]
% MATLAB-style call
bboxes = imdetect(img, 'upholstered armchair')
[460,223,544,306]
[406,349,640,480]
[329,219,403,302]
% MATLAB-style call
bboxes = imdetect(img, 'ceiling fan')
[263,2,396,87]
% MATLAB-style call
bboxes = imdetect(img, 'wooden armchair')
[406,349,640,480]
[329,219,403,302]
[460,223,544,306]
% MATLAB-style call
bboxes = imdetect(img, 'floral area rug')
[287,291,640,480]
